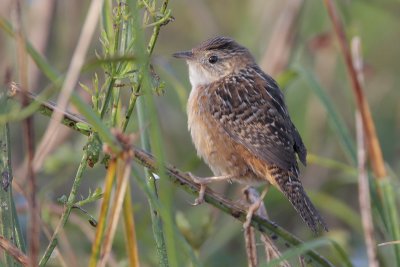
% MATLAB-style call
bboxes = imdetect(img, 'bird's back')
[181,36,326,233]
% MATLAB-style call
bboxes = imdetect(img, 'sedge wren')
[173,36,327,233]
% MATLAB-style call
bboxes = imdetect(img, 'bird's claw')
[188,173,206,206]
[192,196,204,206]
[187,172,202,184]
[243,198,262,230]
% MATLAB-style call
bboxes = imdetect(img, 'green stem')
[39,152,88,266]
[120,1,173,265]
[27,13,117,264]
[99,78,116,119]
[0,122,26,266]
[147,0,169,55]
[132,148,334,267]
[20,94,334,267]
[131,166,201,267]
[121,84,140,131]
[379,178,400,264]
[136,97,170,267]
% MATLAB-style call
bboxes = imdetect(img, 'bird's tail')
[270,166,328,234]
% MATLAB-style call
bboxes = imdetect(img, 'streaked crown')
[173,36,255,88]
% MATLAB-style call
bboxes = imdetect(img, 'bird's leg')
[243,186,269,229]
[188,173,235,205]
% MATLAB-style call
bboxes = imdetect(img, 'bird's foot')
[243,198,263,229]
[188,173,207,206]
[242,187,269,229]
[187,173,236,206]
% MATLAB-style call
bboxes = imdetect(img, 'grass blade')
[0,122,26,266]
[297,67,357,164]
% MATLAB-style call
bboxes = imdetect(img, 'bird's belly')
[187,91,259,183]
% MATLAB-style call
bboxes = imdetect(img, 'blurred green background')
[0,0,399,266]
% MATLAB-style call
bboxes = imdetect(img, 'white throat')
[188,63,218,89]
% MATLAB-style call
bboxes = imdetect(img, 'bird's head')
[173,36,255,88]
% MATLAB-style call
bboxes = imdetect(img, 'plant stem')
[89,159,116,267]
[22,93,334,267]
[147,0,169,54]
[136,97,170,267]
[0,122,26,267]
[132,148,334,267]
[323,0,386,179]
[122,184,140,266]
[39,152,88,266]
[98,159,131,267]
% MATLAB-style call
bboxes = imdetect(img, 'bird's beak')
[172,50,194,59]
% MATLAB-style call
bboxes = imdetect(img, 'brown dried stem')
[244,225,258,267]
[0,236,29,266]
[244,187,291,267]
[323,0,387,180]
[34,0,104,172]
[13,1,39,265]
[89,159,116,267]
[99,158,131,267]
[15,89,334,267]
[122,185,140,266]
[243,188,261,267]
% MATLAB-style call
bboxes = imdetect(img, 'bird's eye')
[208,55,218,64]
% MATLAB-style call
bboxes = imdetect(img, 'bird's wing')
[208,67,306,171]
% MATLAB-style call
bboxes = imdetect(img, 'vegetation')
[0,0,399,266]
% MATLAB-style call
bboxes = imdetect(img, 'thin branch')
[39,152,89,267]
[34,0,104,172]
[244,187,291,267]
[99,159,131,267]
[122,185,140,266]
[323,0,387,179]
[378,241,400,247]
[17,89,334,267]
[352,37,379,267]
[146,0,170,55]
[0,236,29,266]
[89,159,116,267]
[13,1,39,265]
[0,113,26,265]
[243,188,260,267]
[244,226,258,267]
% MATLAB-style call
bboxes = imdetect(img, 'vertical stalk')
[39,152,88,266]
[122,184,140,266]
[0,122,26,266]
[126,0,174,265]
[136,97,169,267]
[89,159,117,267]
[14,0,38,265]
[323,0,386,179]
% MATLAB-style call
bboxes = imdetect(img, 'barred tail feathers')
[269,166,328,234]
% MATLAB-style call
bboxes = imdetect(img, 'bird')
[173,36,327,233]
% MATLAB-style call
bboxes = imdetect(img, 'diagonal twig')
[0,236,29,266]
[10,88,335,267]
[34,0,104,172]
